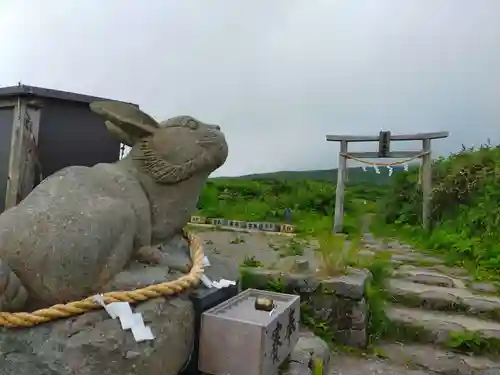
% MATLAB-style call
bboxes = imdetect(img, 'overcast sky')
[1,1,499,177]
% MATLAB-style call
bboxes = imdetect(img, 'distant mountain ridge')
[215,166,405,185]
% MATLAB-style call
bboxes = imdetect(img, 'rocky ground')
[190,226,500,375]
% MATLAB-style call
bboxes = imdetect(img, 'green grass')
[278,237,304,257]
[365,257,393,344]
[197,178,385,237]
[312,358,323,375]
[315,234,362,276]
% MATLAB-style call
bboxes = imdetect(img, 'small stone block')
[321,273,368,300]
[199,289,300,375]
[180,283,239,375]
[294,259,310,272]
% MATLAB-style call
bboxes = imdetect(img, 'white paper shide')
[92,294,155,342]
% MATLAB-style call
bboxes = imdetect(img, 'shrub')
[376,142,500,278]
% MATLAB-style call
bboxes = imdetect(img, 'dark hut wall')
[0,107,14,212]
[37,98,120,179]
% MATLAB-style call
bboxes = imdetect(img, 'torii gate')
[325,131,449,233]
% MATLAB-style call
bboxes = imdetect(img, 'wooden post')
[5,98,27,209]
[333,140,347,233]
[421,139,432,230]
[17,106,41,200]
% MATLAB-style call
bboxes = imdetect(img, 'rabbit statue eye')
[187,119,199,130]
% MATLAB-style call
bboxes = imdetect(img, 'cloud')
[1,0,499,176]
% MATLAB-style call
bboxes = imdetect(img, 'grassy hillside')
[216,166,404,185]
[197,178,386,235]
[374,143,500,281]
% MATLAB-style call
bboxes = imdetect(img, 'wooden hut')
[0,84,136,212]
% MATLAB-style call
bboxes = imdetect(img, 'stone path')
[378,343,500,375]
[322,230,500,375]
[387,278,500,320]
[288,329,436,375]
[360,232,500,375]
[291,329,498,375]
[326,353,434,375]
[386,305,500,340]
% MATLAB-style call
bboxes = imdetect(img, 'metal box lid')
[203,288,299,327]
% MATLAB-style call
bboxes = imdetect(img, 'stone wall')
[240,267,370,348]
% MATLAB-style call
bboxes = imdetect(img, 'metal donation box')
[199,289,300,375]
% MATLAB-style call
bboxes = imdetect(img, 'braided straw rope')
[0,230,205,328]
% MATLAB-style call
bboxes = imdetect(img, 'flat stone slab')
[386,305,500,342]
[391,253,422,262]
[387,240,414,250]
[378,342,500,375]
[363,243,416,254]
[418,256,445,265]
[429,264,471,277]
[239,266,369,301]
[390,253,445,266]
[392,268,467,288]
[358,249,376,258]
[399,264,471,279]
[471,282,499,294]
[326,352,434,375]
[387,279,500,321]
[360,236,448,267]
[319,270,370,300]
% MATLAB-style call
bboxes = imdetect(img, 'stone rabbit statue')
[0,101,228,311]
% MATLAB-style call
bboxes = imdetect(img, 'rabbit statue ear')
[90,100,159,146]
[103,121,136,147]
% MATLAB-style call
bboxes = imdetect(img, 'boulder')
[283,329,331,375]
[0,236,238,375]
